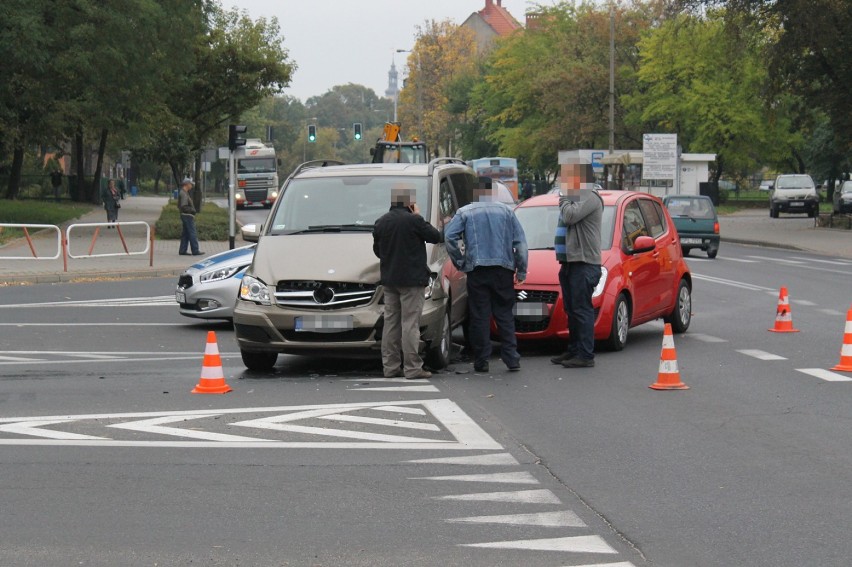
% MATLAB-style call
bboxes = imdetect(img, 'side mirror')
[632,235,656,254]
[241,223,262,243]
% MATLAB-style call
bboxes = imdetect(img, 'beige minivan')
[233,158,478,371]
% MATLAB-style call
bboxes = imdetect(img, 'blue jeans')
[558,262,602,360]
[466,266,519,368]
[180,214,199,254]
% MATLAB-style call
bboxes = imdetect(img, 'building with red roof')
[462,0,523,52]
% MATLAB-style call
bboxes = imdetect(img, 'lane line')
[350,385,440,393]
[411,471,539,484]
[686,334,727,343]
[737,349,787,361]
[691,273,775,292]
[796,368,852,382]
[435,489,561,504]
[447,510,586,528]
[461,535,618,553]
[745,255,807,265]
[406,453,519,466]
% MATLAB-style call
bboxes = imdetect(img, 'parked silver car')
[769,174,818,218]
[176,244,256,320]
[833,180,852,214]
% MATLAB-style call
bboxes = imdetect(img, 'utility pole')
[609,5,615,155]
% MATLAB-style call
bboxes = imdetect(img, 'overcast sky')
[224,1,554,102]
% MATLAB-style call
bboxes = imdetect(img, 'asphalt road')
[1,242,851,566]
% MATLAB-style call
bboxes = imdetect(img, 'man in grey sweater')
[552,163,603,368]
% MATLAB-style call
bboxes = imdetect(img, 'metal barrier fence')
[1,221,154,271]
[0,224,63,260]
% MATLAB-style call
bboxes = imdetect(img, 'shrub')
[154,200,229,241]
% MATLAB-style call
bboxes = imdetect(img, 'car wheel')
[808,208,816,218]
[769,206,778,218]
[604,293,630,351]
[240,349,277,371]
[425,309,451,370]
[664,279,692,333]
[707,245,718,259]
[681,247,690,257]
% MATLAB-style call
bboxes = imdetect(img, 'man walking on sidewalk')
[178,178,204,256]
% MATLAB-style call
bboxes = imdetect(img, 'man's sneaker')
[507,362,521,372]
[561,357,595,368]
[550,352,576,365]
[405,369,432,380]
[473,362,489,373]
[192,251,205,256]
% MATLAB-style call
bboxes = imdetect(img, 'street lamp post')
[395,48,421,133]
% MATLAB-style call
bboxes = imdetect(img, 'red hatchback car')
[508,192,692,350]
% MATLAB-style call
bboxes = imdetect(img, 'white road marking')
[461,535,618,553]
[0,296,174,308]
[792,299,816,306]
[691,273,775,292]
[374,406,427,415]
[790,256,852,266]
[746,255,807,265]
[412,471,538,484]
[447,510,586,528]
[0,399,502,449]
[108,415,266,442]
[341,378,409,383]
[350,385,440,392]
[66,353,128,359]
[0,420,106,440]
[819,309,845,317]
[686,333,728,343]
[719,257,757,263]
[436,489,560,504]
[737,349,787,361]
[318,413,441,431]
[0,355,41,362]
[0,323,187,327]
[406,453,519,466]
[796,368,852,382]
[565,563,636,567]
[0,355,240,366]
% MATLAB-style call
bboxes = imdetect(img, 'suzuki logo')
[517,290,528,301]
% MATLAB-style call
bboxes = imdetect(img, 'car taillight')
[238,180,247,188]
[714,221,720,234]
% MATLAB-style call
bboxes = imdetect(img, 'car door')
[439,172,469,326]
[637,196,676,312]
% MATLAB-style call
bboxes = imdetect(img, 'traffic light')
[228,124,247,151]
[353,122,362,141]
[308,124,317,142]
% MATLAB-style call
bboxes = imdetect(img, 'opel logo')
[517,290,528,301]
[313,285,335,304]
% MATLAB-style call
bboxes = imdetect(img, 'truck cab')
[234,139,279,209]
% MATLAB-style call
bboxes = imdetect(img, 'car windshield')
[841,182,852,194]
[514,205,615,250]
[237,158,277,174]
[665,197,715,219]
[775,176,814,189]
[269,175,430,234]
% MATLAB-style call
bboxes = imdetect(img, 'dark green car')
[662,195,720,259]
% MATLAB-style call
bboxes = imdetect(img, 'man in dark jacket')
[178,178,203,256]
[373,184,442,379]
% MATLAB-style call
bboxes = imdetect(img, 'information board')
[642,133,678,181]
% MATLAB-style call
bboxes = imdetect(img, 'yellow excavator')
[370,122,428,164]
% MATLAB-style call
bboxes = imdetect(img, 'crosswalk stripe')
[351,385,439,392]
[436,489,560,504]
[461,535,617,553]
[564,562,636,567]
[405,453,518,466]
[413,471,538,484]
[447,510,586,528]
[108,415,265,442]
[737,349,787,361]
[796,368,852,382]
[318,414,440,431]
[0,420,106,440]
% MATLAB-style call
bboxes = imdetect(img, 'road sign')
[642,133,678,181]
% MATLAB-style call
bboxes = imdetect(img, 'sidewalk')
[2,197,850,285]
[2,195,235,284]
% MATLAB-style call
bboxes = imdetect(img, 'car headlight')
[270,191,278,199]
[842,195,852,203]
[592,266,608,299]
[235,192,243,200]
[239,275,271,305]
[199,265,245,283]
[424,274,439,299]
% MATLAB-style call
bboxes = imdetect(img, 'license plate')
[514,302,549,320]
[175,291,186,303]
[681,238,702,244]
[295,315,353,333]
[790,202,804,206]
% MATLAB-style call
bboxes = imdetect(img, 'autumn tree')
[397,20,478,156]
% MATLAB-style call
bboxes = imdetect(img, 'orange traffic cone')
[768,286,799,333]
[192,331,232,394]
[650,323,689,390]
[831,307,852,372]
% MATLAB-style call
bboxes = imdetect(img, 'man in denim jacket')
[445,178,528,373]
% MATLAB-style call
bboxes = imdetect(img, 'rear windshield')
[665,197,715,219]
[775,175,814,190]
[270,176,430,234]
[514,205,615,250]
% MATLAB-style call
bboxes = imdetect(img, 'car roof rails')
[427,157,467,175]
[289,159,346,179]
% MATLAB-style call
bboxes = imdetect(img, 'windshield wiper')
[289,224,374,234]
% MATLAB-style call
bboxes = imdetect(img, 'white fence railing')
[0,224,63,260]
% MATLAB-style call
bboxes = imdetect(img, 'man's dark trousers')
[180,214,200,255]
[558,262,602,361]
[466,265,519,368]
